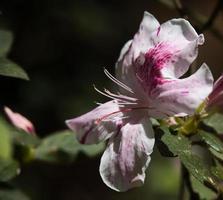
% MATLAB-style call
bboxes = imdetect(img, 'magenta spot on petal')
[136,42,176,95]
[181,90,189,95]
[80,126,93,144]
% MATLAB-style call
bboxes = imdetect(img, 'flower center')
[136,42,175,94]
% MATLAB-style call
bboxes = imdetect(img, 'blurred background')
[0,0,222,199]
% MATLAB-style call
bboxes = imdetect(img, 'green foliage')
[157,126,219,196]
[191,176,217,200]
[0,188,30,200]
[0,58,29,80]
[0,118,12,160]
[203,113,223,133]
[35,130,105,163]
[0,30,13,57]
[0,159,20,182]
[0,29,29,80]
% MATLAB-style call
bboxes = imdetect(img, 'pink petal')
[116,12,160,98]
[66,100,123,144]
[149,63,213,117]
[99,118,155,192]
[4,106,35,135]
[207,75,223,111]
[151,18,204,79]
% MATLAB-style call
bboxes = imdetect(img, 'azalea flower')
[66,11,213,191]
[206,74,223,112]
[4,106,35,135]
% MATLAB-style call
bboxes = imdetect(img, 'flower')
[206,74,223,112]
[4,106,35,135]
[65,11,213,192]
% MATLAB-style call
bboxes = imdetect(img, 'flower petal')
[149,63,213,117]
[116,12,160,97]
[4,106,35,135]
[151,18,204,79]
[207,75,223,111]
[65,100,123,144]
[99,118,155,192]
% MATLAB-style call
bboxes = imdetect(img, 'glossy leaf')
[203,113,223,134]
[0,159,20,182]
[159,127,217,190]
[198,131,223,152]
[35,130,105,162]
[191,176,217,200]
[0,58,29,80]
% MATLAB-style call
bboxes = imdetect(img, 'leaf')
[203,113,223,133]
[209,148,223,161]
[198,131,223,152]
[198,130,223,161]
[0,188,30,200]
[0,58,29,80]
[158,126,191,156]
[0,159,20,182]
[0,118,12,159]
[159,127,218,190]
[0,30,13,57]
[35,130,105,162]
[191,176,217,200]
[10,129,40,148]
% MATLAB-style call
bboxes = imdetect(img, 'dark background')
[0,0,222,199]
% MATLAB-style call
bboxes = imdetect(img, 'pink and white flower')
[4,106,35,135]
[66,12,213,191]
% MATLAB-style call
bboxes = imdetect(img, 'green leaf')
[198,131,223,152]
[209,148,223,161]
[158,126,191,156]
[35,130,105,162]
[0,159,20,182]
[0,118,12,159]
[159,127,218,190]
[203,113,223,133]
[0,58,29,80]
[10,129,40,148]
[0,188,30,200]
[0,30,13,57]
[191,176,217,200]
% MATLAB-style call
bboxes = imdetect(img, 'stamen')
[104,68,134,93]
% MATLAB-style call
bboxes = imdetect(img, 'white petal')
[65,101,122,144]
[115,12,160,98]
[99,118,155,192]
[150,63,213,117]
[151,18,204,78]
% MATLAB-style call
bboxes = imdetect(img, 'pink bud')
[4,106,35,135]
[207,75,223,112]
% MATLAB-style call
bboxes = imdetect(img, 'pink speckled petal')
[151,18,204,78]
[150,63,213,117]
[66,101,123,144]
[99,118,155,192]
[4,106,35,135]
